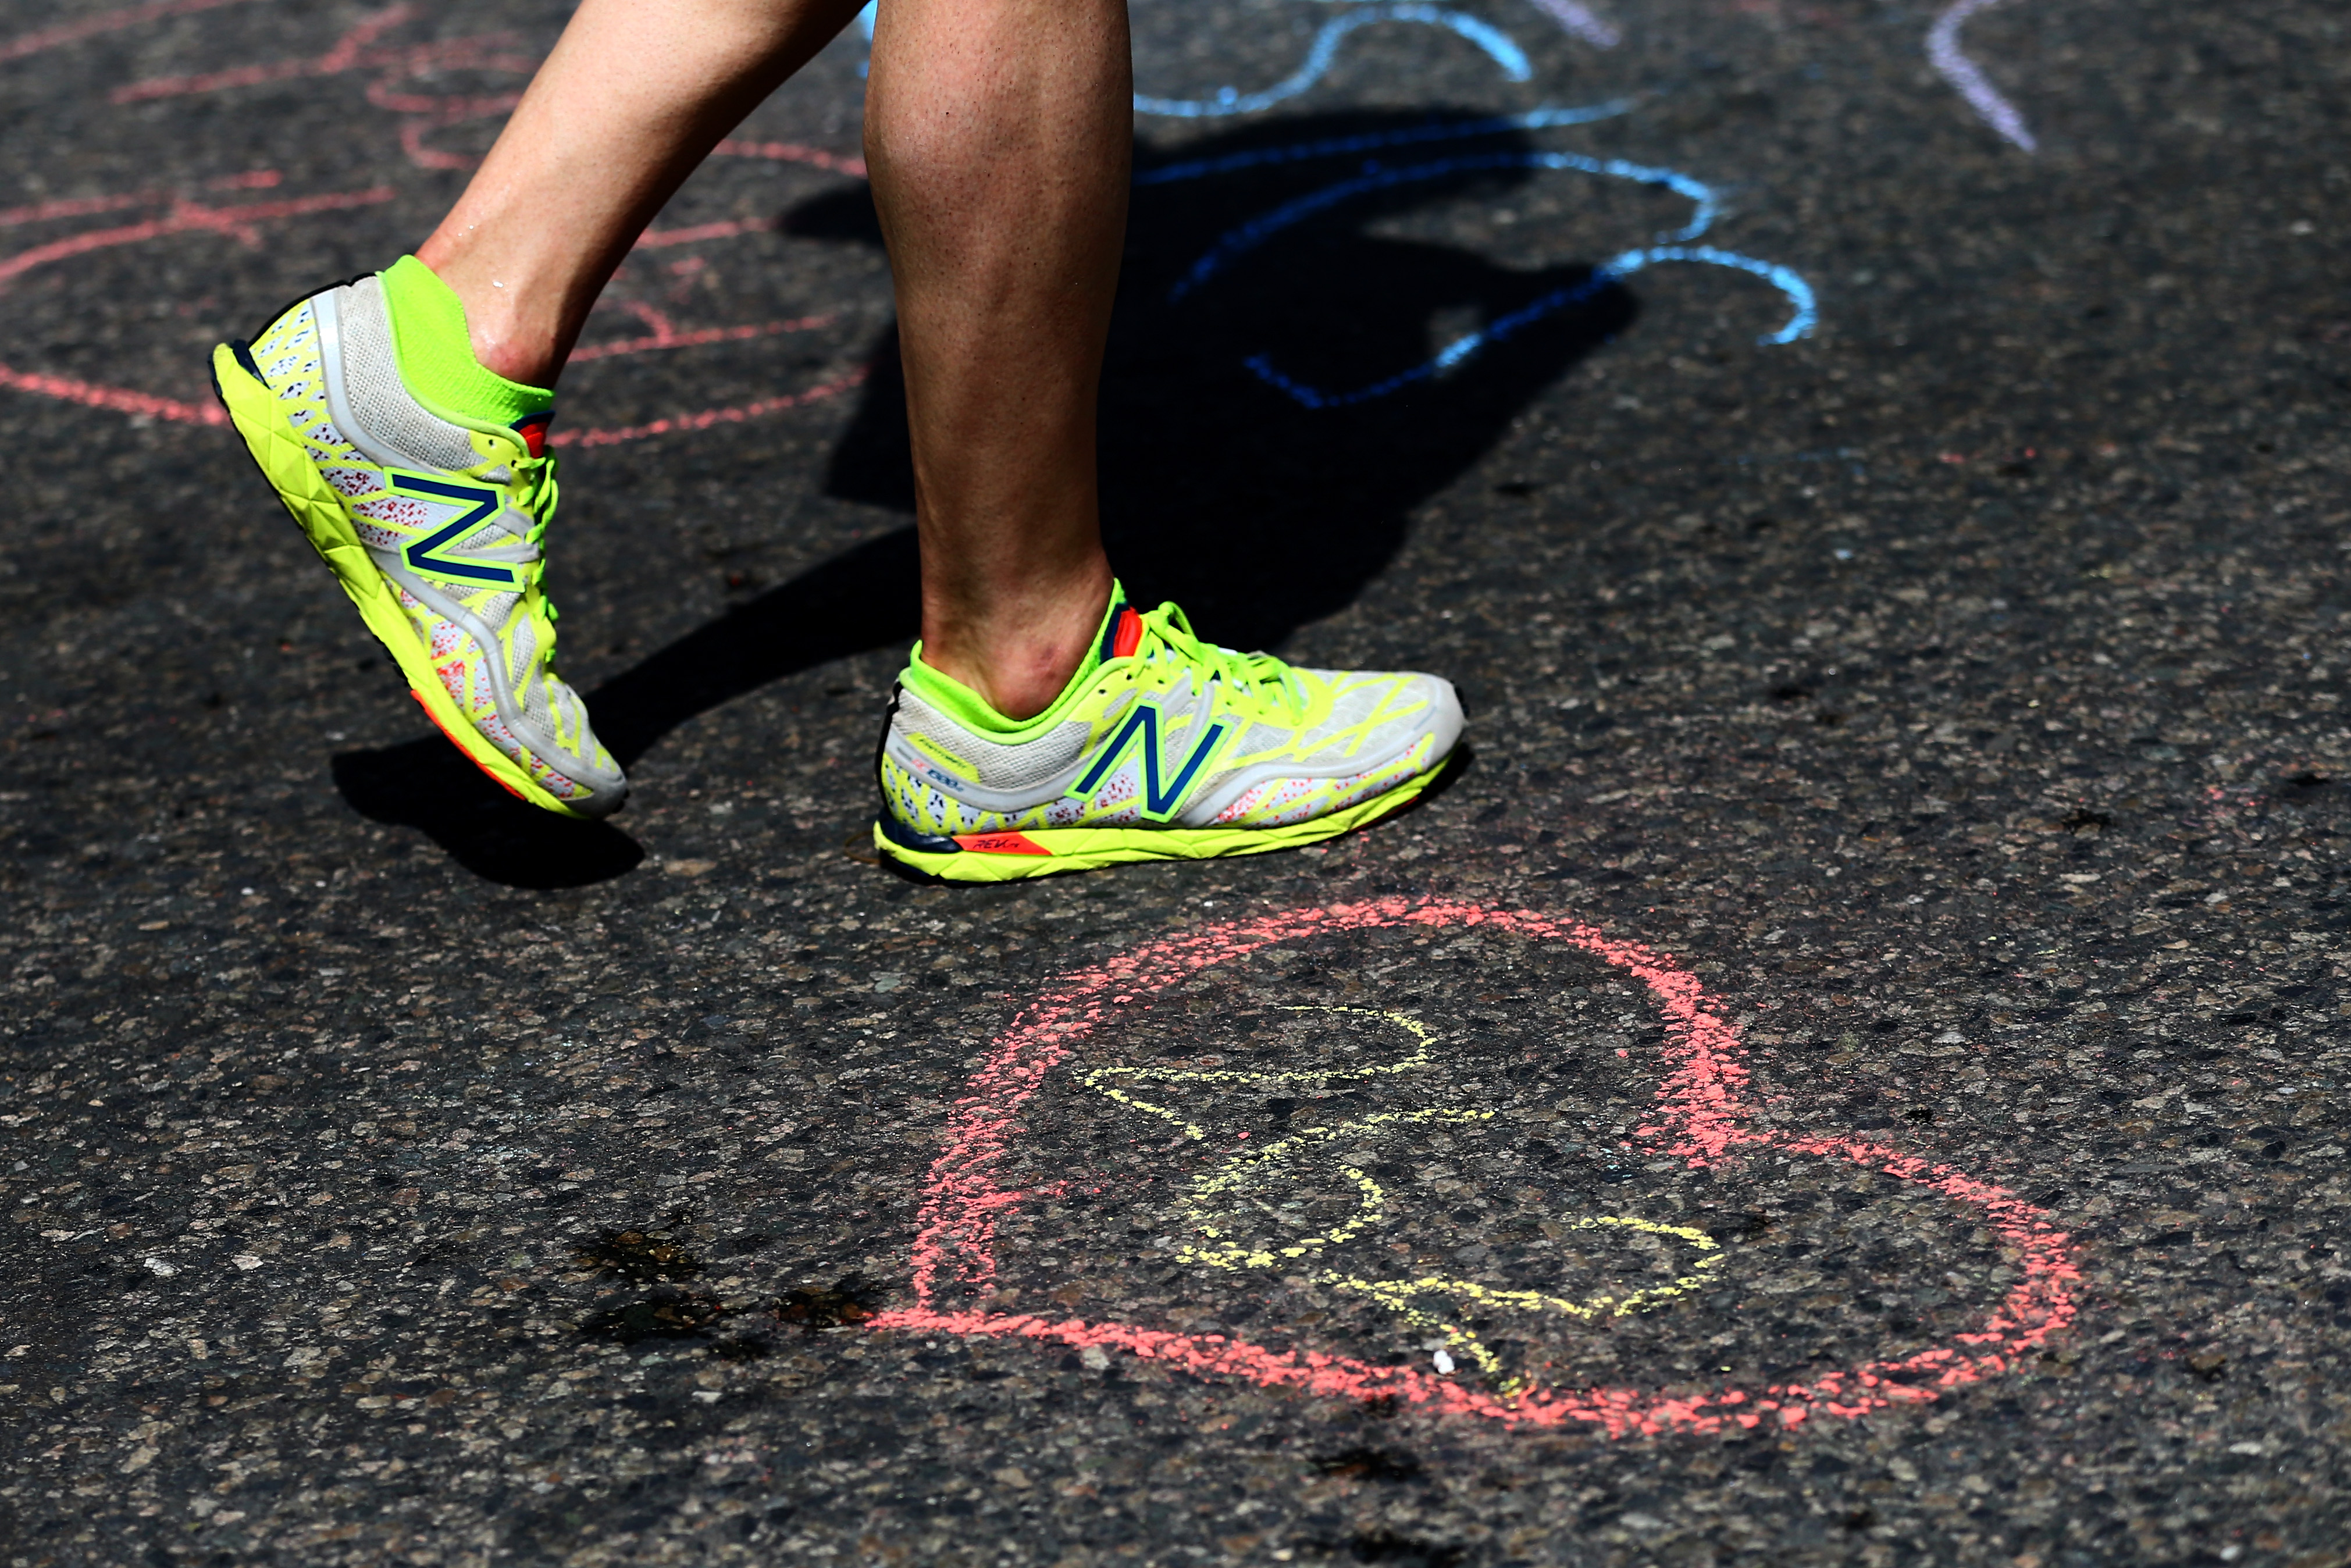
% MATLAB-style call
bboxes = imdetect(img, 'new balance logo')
[389,473,518,587]
[1074,701,1228,820]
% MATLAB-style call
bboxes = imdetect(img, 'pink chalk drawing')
[0,169,281,229]
[0,2,877,443]
[0,181,398,426]
[1926,0,2036,152]
[547,365,868,449]
[0,176,870,441]
[0,183,396,291]
[872,898,2082,1438]
[563,302,838,366]
[711,138,870,180]
[112,3,438,100]
[108,8,879,177]
[0,0,264,66]
[111,4,540,170]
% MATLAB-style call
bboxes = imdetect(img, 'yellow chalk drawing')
[1078,1006,1441,1141]
[1080,1007,1723,1395]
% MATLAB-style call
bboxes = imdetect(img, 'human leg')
[416,0,867,388]
[864,0,1129,721]
[211,0,863,819]
[861,0,1463,881]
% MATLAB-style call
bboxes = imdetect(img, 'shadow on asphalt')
[331,109,1629,886]
[327,529,920,888]
[825,107,1638,650]
[327,745,647,890]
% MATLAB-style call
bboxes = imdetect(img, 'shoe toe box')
[1307,666,1464,771]
[1410,672,1466,766]
[510,687,631,817]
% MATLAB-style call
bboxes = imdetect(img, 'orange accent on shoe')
[410,689,532,803]
[1111,606,1144,661]
[954,831,1052,856]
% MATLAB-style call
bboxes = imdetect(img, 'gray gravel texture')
[3,0,2350,1563]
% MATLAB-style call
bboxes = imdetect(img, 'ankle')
[378,256,556,426]
[405,244,562,390]
[458,302,558,390]
[927,630,1093,723]
[920,569,1113,722]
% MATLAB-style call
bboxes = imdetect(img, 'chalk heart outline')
[873,897,2083,1438]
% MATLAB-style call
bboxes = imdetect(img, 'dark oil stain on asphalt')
[578,1288,727,1346]
[773,1273,882,1328]
[1314,1446,1428,1484]
[572,1226,704,1283]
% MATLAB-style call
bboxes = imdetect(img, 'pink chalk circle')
[873,897,2082,1437]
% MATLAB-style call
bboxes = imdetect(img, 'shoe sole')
[211,341,594,820]
[870,760,1447,882]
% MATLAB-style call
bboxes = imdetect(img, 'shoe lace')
[1135,601,1307,723]
[515,448,560,553]
[512,448,564,668]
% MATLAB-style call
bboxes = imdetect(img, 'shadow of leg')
[329,738,648,889]
[328,528,921,888]
[586,526,920,766]
[822,110,1638,651]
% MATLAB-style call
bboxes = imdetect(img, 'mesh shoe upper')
[248,277,625,812]
[879,597,1461,839]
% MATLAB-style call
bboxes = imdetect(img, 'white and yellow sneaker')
[875,587,1462,880]
[212,269,625,818]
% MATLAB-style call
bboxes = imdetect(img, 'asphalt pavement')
[3,0,2350,1563]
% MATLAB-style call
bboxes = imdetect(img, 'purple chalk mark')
[1528,0,1618,48]
[1926,0,2036,152]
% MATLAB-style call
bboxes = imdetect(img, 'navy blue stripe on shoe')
[877,813,961,856]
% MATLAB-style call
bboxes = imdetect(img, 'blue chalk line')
[1171,151,1721,299]
[1171,151,1815,406]
[1246,247,1815,408]
[853,0,1815,399]
[1135,101,1636,186]
[1244,265,1616,407]
[1134,2,1529,117]
[1613,244,1818,345]
[866,0,1537,116]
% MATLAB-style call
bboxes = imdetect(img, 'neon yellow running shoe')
[209,275,625,818]
[873,589,1463,881]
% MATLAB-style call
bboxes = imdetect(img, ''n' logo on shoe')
[1075,703,1228,820]
[389,473,518,587]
